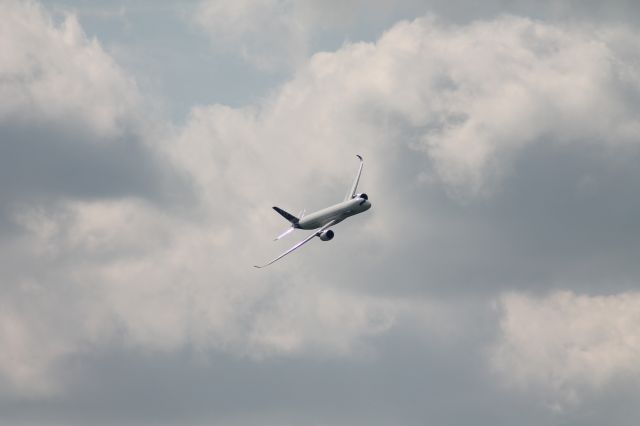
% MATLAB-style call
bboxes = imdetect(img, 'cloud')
[188,15,640,195]
[191,0,640,74]
[0,0,178,393]
[192,0,310,70]
[142,18,640,420]
[1,195,404,394]
[0,1,186,227]
[491,291,640,408]
[0,1,139,135]
[191,0,396,71]
[174,14,640,298]
[4,6,640,426]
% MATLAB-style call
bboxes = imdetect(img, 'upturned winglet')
[345,155,364,201]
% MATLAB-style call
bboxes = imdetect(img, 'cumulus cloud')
[134,19,640,418]
[193,0,309,70]
[491,291,640,408]
[0,0,182,223]
[191,0,391,71]
[0,0,139,135]
[5,7,640,424]
[1,195,401,393]
[106,11,640,362]
[191,0,640,74]
[188,14,640,194]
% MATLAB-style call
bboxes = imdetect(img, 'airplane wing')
[344,155,364,201]
[254,221,336,268]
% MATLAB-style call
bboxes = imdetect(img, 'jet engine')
[319,229,334,241]
[354,193,368,200]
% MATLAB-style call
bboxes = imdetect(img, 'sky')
[2,0,640,425]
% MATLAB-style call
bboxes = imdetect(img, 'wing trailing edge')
[254,220,336,268]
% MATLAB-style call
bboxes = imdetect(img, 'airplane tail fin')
[273,207,299,225]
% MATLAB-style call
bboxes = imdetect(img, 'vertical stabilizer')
[273,207,299,225]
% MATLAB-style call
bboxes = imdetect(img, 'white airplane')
[254,155,372,268]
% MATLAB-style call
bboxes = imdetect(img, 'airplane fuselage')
[297,197,371,230]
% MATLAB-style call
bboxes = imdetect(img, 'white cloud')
[5,2,640,403]
[0,0,140,137]
[193,0,309,70]
[191,0,385,71]
[491,291,640,407]
[190,14,640,195]
[0,197,405,395]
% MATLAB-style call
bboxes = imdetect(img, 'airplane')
[254,155,372,268]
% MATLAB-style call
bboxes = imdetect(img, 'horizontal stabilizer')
[273,207,299,224]
[274,226,294,241]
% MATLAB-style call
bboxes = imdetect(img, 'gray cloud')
[192,0,640,72]
[0,1,189,231]
[193,0,309,71]
[492,291,640,406]
[3,1,640,425]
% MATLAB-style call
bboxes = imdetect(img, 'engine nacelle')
[354,193,368,200]
[319,229,334,241]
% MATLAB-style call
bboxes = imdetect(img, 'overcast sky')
[2,0,640,425]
